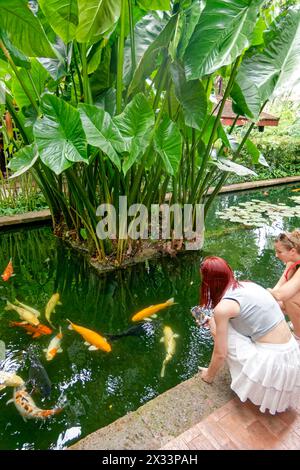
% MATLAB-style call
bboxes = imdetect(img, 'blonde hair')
[275,230,300,254]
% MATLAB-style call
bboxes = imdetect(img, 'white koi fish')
[0,371,24,391]
[7,386,63,421]
[43,327,63,361]
[15,299,40,318]
[45,293,62,327]
[5,301,40,326]
[160,326,179,378]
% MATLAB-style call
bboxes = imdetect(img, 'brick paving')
[160,397,300,450]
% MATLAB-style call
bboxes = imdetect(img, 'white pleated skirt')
[226,323,300,414]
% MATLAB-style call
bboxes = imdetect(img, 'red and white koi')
[43,327,63,361]
[7,386,63,421]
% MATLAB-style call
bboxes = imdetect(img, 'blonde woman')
[268,230,300,344]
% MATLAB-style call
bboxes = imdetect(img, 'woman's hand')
[199,367,214,384]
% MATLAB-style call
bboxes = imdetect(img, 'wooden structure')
[216,98,280,131]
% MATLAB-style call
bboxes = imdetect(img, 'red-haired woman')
[199,256,300,414]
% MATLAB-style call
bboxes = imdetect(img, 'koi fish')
[27,348,52,398]
[131,298,176,322]
[291,188,300,192]
[45,293,62,327]
[160,326,179,378]
[106,321,160,340]
[15,299,40,318]
[5,301,40,326]
[9,321,52,339]
[67,320,112,352]
[43,328,63,361]
[0,371,24,391]
[1,259,14,281]
[7,386,63,421]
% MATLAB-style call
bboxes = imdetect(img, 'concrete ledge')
[209,175,300,195]
[0,209,51,229]
[69,368,232,450]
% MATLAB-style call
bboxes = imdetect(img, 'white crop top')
[222,281,284,341]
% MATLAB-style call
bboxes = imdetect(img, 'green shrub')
[227,135,300,184]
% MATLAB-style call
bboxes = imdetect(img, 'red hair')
[200,256,239,308]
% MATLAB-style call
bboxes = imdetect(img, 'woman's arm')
[271,268,300,302]
[273,268,288,290]
[201,300,239,383]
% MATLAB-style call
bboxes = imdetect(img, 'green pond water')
[0,183,299,449]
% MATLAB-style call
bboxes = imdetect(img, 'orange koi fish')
[67,320,112,352]
[7,386,63,421]
[131,298,175,322]
[1,259,14,281]
[9,321,52,339]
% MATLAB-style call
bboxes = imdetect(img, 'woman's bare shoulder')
[215,299,240,318]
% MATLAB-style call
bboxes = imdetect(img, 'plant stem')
[116,0,127,114]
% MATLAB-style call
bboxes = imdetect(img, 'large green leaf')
[123,13,167,86]
[12,59,50,110]
[90,45,112,101]
[33,94,87,175]
[170,61,207,130]
[231,6,300,120]
[245,139,269,166]
[177,0,205,59]
[138,0,170,10]
[38,39,69,81]
[154,115,182,176]
[8,143,39,178]
[39,0,78,44]
[0,80,9,104]
[212,158,257,176]
[0,0,55,58]
[128,13,178,95]
[76,0,121,44]
[184,0,265,79]
[113,93,154,175]
[79,103,124,171]
[0,31,31,69]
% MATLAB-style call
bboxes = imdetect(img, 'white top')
[223,281,284,341]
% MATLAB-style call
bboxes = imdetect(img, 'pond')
[0,183,299,449]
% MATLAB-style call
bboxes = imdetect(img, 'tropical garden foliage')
[0,0,299,264]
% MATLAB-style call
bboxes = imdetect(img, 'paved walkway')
[160,397,300,450]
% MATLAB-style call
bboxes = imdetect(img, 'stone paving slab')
[69,368,232,450]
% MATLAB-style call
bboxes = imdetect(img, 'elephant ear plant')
[1,0,300,265]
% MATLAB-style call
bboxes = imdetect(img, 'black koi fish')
[27,348,51,399]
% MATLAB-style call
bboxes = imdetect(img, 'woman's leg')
[284,298,300,338]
